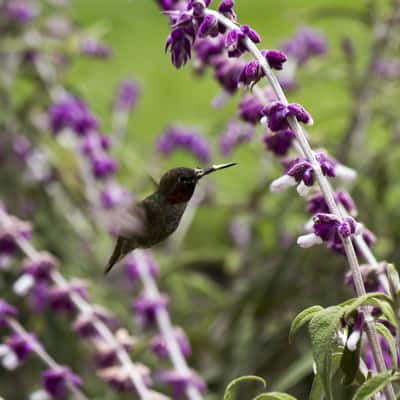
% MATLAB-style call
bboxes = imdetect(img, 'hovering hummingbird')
[105,163,236,274]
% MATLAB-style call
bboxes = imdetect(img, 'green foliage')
[375,322,397,369]
[253,392,298,400]
[352,372,400,400]
[223,376,266,400]
[289,305,324,344]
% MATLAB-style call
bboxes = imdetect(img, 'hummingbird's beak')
[194,162,237,179]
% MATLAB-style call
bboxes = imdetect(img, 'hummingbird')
[105,163,236,274]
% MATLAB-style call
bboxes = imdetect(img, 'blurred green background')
[2,0,400,399]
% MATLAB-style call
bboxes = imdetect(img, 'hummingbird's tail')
[104,237,126,274]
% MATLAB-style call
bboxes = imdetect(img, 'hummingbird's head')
[159,163,237,204]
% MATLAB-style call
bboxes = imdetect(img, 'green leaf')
[309,306,345,400]
[375,322,397,369]
[224,376,266,400]
[370,299,398,328]
[340,337,361,385]
[309,374,324,400]
[289,306,324,343]
[254,392,298,400]
[353,371,400,400]
[342,292,393,318]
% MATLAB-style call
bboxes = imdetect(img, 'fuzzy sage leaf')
[352,371,400,400]
[289,306,324,344]
[224,376,266,400]
[253,393,298,400]
[375,322,397,369]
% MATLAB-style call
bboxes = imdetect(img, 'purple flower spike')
[0,299,17,327]
[313,213,342,243]
[0,211,32,256]
[158,369,206,398]
[263,129,295,156]
[132,293,169,325]
[5,332,35,361]
[213,57,244,94]
[219,120,254,157]
[194,37,225,68]
[80,132,111,158]
[124,252,159,283]
[238,60,262,86]
[346,311,364,351]
[225,25,260,57]
[262,49,287,70]
[217,0,237,22]
[150,327,191,359]
[345,263,387,294]
[73,306,117,338]
[307,190,357,216]
[157,126,211,163]
[262,101,313,132]
[114,79,140,111]
[100,183,131,210]
[80,38,111,58]
[91,153,117,179]
[42,367,81,399]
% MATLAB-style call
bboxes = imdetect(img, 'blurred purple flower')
[79,132,111,157]
[345,263,388,294]
[124,252,159,283]
[225,25,260,58]
[100,183,131,210]
[47,280,87,313]
[48,96,98,136]
[150,327,191,359]
[42,367,81,399]
[263,128,295,156]
[0,299,17,327]
[281,27,326,65]
[158,369,206,398]
[238,93,264,125]
[213,57,244,93]
[132,293,169,325]
[157,126,211,163]
[228,217,251,247]
[73,306,117,338]
[114,80,140,111]
[373,59,400,80]
[219,120,254,156]
[5,0,36,24]
[5,332,35,361]
[0,213,31,255]
[306,190,356,215]
[90,153,117,179]
[80,38,111,58]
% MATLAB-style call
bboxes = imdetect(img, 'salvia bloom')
[42,367,82,399]
[281,26,326,65]
[73,306,117,338]
[213,57,244,94]
[261,101,313,132]
[48,96,98,136]
[238,93,264,125]
[0,212,31,256]
[131,293,169,325]
[80,38,111,58]
[47,279,88,313]
[225,24,261,58]
[157,126,211,163]
[345,263,389,294]
[238,50,287,86]
[194,37,225,69]
[158,369,206,398]
[0,332,35,369]
[4,0,37,24]
[114,79,140,111]
[124,252,159,283]
[79,132,111,157]
[306,190,357,216]
[219,120,254,156]
[262,128,295,157]
[150,327,191,359]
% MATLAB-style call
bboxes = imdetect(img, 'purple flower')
[219,120,254,157]
[5,0,36,24]
[228,217,251,247]
[0,214,31,255]
[261,101,313,132]
[0,299,17,327]
[238,93,264,124]
[373,59,400,80]
[313,213,358,243]
[100,183,131,210]
[124,252,159,283]
[345,263,388,294]
[225,25,261,58]
[346,311,364,351]
[79,132,111,158]
[306,190,356,215]
[98,364,151,392]
[158,369,206,398]
[218,0,237,22]
[5,332,35,361]
[80,38,111,58]
[263,129,295,156]
[262,49,287,70]
[91,153,117,179]
[42,367,81,399]
[13,136,32,161]
[213,57,244,93]
[47,280,87,313]
[157,126,211,163]
[281,27,326,65]
[48,96,98,136]
[198,14,219,38]
[132,293,169,325]
[194,37,225,69]
[150,327,191,359]
[114,80,140,111]
[165,22,194,68]
[73,306,118,338]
